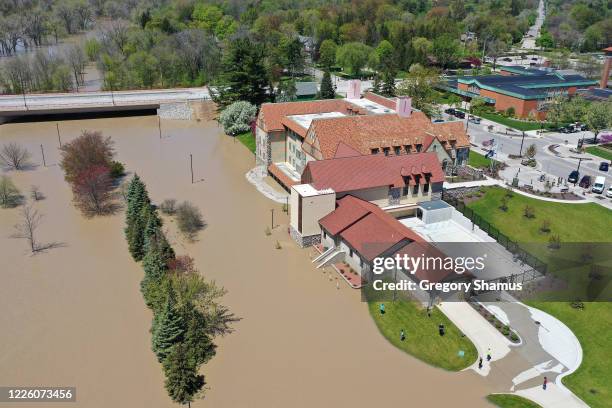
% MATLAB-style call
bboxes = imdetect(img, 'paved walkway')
[246,165,289,204]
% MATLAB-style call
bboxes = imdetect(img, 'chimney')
[600,47,612,89]
[396,96,412,118]
[347,79,361,99]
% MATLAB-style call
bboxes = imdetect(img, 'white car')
[606,186,612,198]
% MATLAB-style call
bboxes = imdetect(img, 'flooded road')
[0,116,495,407]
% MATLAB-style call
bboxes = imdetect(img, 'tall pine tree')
[319,70,335,99]
[162,342,205,405]
[152,285,185,362]
[125,175,151,261]
[141,243,169,309]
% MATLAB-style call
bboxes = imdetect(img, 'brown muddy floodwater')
[0,116,495,407]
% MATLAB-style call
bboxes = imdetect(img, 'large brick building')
[442,68,597,119]
[255,86,470,191]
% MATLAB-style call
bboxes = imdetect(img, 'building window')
[416,144,422,152]
[432,144,437,151]
[394,146,401,155]
[404,145,411,153]
[371,148,379,155]
[402,186,409,196]
[423,183,430,194]
[383,147,390,156]
[350,248,354,258]
[323,231,327,239]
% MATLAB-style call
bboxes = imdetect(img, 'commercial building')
[441,68,597,119]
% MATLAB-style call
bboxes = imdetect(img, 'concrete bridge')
[0,87,212,122]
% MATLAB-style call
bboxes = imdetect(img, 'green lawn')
[367,299,477,371]
[236,132,256,154]
[525,302,611,408]
[585,145,612,162]
[469,150,492,169]
[466,187,612,407]
[473,110,547,132]
[486,394,542,408]
[466,186,612,243]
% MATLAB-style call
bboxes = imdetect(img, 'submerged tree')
[152,286,185,362]
[163,342,205,406]
[0,143,31,170]
[12,203,43,253]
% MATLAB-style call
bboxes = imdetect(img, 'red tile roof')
[301,152,444,193]
[319,196,424,261]
[363,92,397,110]
[303,113,469,160]
[333,142,362,158]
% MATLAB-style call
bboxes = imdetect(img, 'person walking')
[478,357,483,369]
[543,376,547,390]
[486,348,492,362]
[400,329,406,341]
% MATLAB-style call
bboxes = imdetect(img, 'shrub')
[548,234,561,249]
[219,101,257,136]
[109,161,125,179]
[0,142,31,170]
[523,205,535,219]
[0,175,21,208]
[499,196,509,212]
[505,107,515,117]
[510,332,519,342]
[72,165,114,215]
[160,199,177,215]
[540,219,551,233]
[275,241,281,249]
[176,201,205,240]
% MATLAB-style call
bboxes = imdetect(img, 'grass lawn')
[585,145,612,162]
[469,150,492,169]
[236,132,256,154]
[466,186,612,407]
[466,186,612,243]
[524,302,611,408]
[486,394,542,408]
[367,299,477,371]
[473,111,547,132]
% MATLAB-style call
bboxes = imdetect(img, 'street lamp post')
[519,131,526,157]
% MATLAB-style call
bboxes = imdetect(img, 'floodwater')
[0,116,496,407]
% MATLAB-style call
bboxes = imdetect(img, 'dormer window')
[371,148,380,155]
[383,147,390,156]
[404,145,411,153]
[416,144,422,152]
[394,146,401,155]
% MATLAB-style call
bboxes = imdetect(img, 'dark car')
[568,170,580,183]
[579,175,592,188]
[468,115,481,124]
[455,111,466,119]
[599,162,609,172]
[444,108,456,116]
[502,57,512,62]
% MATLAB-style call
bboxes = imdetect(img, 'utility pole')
[40,144,46,167]
[270,209,275,229]
[158,116,162,139]
[190,154,194,184]
[56,123,62,147]
[576,157,583,174]
[519,131,526,156]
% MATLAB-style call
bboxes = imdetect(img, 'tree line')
[124,174,237,405]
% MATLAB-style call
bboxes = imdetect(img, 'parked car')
[502,57,512,62]
[579,175,592,188]
[606,186,612,198]
[599,162,609,172]
[568,170,580,183]
[433,118,445,123]
[591,176,606,194]
[444,108,456,116]
[468,115,481,124]
[455,111,466,119]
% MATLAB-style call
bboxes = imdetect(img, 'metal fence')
[443,196,548,275]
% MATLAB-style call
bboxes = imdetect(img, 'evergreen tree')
[211,37,271,109]
[381,71,396,97]
[152,286,185,362]
[143,207,163,252]
[371,74,382,94]
[162,342,205,405]
[125,175,151,261]
[319,70,335,99]
[141,243,169,309]
[182,309,217,367]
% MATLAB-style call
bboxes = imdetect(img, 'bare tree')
[99,20,130,55]
[23,7,48,47]
[55,3,75,35]
[0,143,32,170]
[12,203,43,253]
[65,44,87,88]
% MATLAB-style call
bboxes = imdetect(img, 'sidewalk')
[245,165,289,204]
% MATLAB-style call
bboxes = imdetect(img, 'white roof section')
[345,97,396,114]
[292,183,335,197]
[287,111,346,129]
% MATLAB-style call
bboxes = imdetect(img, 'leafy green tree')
[432,34,460,69]
[585,102,612,142]
[152,286,185,362]
[318,39,337,69]
[281,36,305,77]
[536,32,554,49]
[191,4,223,34]
[162,342,205,405]
[276,80,297,102]
[219,101,257,135]
[396,64,441,117]
[211,38,271,109]
[318,70,335,99]
[374,40,395,73]
[336,42,373,76]
[182,309,216,367]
